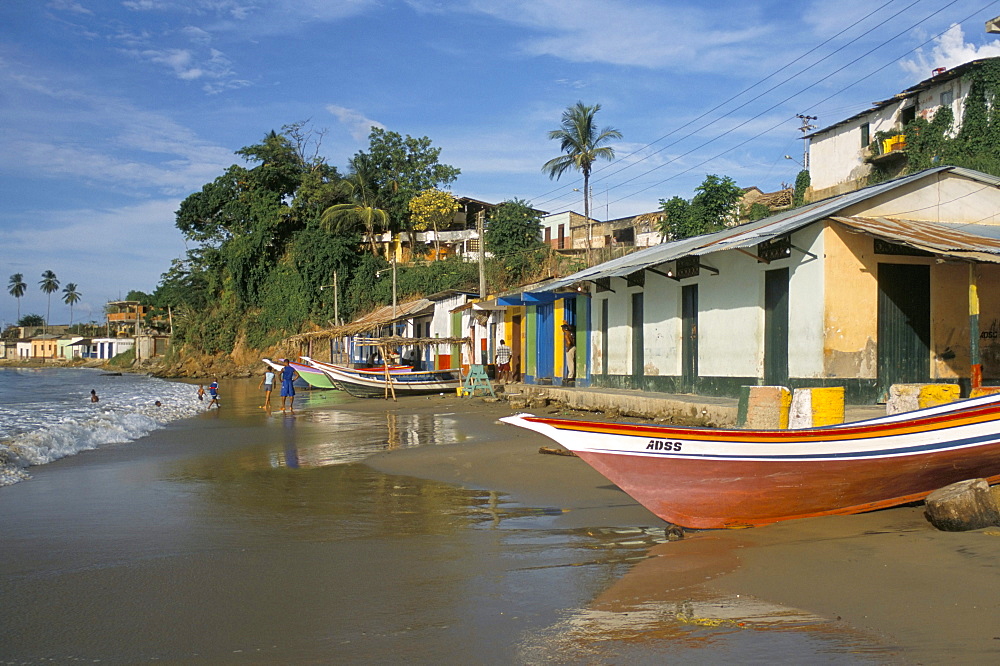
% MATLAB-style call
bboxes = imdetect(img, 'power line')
[531,0,922,208]
[602,0,987,208]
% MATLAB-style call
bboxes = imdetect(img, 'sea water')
[0,367,204,486]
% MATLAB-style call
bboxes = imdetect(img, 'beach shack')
[30,335,59,360]
[512,166,1000,403]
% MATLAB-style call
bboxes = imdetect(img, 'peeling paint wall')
[931,262,970,380]
[823,224,879,379]
[968,264,1000,380]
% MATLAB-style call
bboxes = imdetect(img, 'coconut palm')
[39,270,59,332]
[542,101,622,261]
[320,154,392,255]
[62,283,81,325]
[8,273,26,321]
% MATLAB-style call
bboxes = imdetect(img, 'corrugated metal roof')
[525,167,1000,294]
[833,216,1000,263]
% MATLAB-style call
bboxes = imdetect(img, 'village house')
[807,58,996,200]
[373,196,502,264]
[499,166,1000,404]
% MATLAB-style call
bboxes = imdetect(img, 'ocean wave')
[0,372,205,487]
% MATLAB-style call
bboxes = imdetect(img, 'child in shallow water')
[90,389,99,403]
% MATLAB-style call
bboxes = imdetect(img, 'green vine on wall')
[868,59,1000,184]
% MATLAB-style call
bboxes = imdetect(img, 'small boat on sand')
[501,393,1000,529]
[262,358,335,390]
[307,357,461,398]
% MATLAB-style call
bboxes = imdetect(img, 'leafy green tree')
[659,175,743,240]
[321,153,391,255]
[8,273,26,321]
[793,170,811,207]
[175,129,309,304]
[484,198,545,280]
[690,174,742,232]
[542,101,622,245]
[658,195,692,240]
[18,313,44,329]
[39,270,59,330]
[354,128,460,234]
[62,283,81,325]
[18,313,44,327]
[747,202,772,222]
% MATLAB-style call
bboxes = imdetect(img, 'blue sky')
[3,0,1000,328]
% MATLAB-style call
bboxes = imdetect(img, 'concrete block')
[737,386,791,429]
[887,383,960,415]
[971,387,1000,398]
[788,387,845,429]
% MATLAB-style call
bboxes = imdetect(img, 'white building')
[807,58,989,200]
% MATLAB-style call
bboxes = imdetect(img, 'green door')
[681,285,698,392]
[877,263,930,397]
[631,292,644,385]
[764,268,789,386]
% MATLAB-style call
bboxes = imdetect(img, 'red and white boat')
[501,393,1000,529]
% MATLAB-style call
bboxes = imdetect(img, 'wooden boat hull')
[286,361,337,389]
[501,395,1000,529]
[311,361,461,398]
[262,358,320,389]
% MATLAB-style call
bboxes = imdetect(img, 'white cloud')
[46,0,93,15]
[0,59,235,195]
[326,105,385,141]
[901,24,1000,79]
[412,0,769,70]
[128,45,249,92]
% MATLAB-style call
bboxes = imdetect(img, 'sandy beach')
[3,378,999,663]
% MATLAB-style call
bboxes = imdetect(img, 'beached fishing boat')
[262,358,336,389]
[300,356,411,375]
[501,393,1000,529]
[309,358,461,398]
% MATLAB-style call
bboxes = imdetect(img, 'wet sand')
[370,396,1000,663]
[2,379,998,662]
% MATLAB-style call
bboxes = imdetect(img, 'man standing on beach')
[562,323,576,384]
[280,359,299,413]
[259,367,276,410]
[495,339,512,383]
[207,379,220,408]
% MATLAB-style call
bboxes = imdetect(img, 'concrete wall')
[842,171,1000,225]
[809,77,968,196]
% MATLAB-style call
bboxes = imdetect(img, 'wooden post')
[970,264,982,389]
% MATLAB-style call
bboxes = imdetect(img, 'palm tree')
[320,154,392,256]
[39,270,59,332]
[62,283,81,326]
[8,273,26,321]
[542,101,622,262]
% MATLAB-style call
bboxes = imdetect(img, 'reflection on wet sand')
[261,408,467,468]
[518,535,894,662]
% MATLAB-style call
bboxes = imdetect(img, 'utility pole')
[796,114,818,170]
[392,258,397,323]
[333,270,339,327]
[477,209,486,298]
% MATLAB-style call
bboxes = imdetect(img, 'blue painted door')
[536,303,555,381]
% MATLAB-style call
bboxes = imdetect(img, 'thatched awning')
[353,336,471,350]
